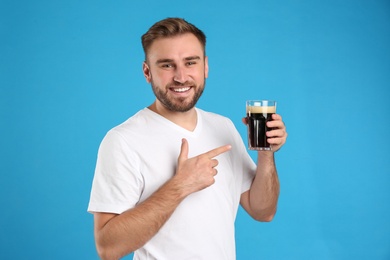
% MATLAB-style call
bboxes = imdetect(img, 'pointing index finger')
[205,145,232,159]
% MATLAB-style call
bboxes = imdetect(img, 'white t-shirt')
[88,108,256,260]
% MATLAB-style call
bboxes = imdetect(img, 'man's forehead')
[147,34,204,61]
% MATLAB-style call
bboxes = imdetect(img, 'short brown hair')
[141,17,206,59]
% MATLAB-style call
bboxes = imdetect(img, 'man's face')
[143,33,209,112]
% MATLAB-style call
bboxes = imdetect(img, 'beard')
[151,79,205,112]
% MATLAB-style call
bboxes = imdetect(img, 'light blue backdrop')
[1,0,389,259]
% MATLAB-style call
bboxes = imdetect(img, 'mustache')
[167,81,195,88]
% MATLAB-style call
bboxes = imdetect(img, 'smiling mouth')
[171,87,191,93]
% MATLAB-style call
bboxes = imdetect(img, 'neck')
[148,101,198,131]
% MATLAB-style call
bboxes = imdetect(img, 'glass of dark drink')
[246,100,277,150]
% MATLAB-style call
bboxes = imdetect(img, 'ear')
[143,61,152,83]
[204,56,209,79]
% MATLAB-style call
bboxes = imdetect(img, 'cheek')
[196,66,207,79]
[153,71,173,84]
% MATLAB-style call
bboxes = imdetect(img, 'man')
[88,17,287,260]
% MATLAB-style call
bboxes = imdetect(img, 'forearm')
[248,152,280,221]
[95,178,187,260]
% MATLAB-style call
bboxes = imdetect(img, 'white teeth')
[173,87,190,92]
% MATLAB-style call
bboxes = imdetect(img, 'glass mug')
[246,100,276,151]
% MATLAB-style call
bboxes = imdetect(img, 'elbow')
[96,245,126,260]
[252,209,277,222]
[95,236,135,260]
[256,213,275,222]
[95,239,122,260]
[96,244,112,260]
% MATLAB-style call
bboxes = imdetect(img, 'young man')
[88,17,287,260]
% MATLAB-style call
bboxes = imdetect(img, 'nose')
[173,65,188,84]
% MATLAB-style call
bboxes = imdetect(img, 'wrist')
[166,175,192,200]
[257,151,275,164]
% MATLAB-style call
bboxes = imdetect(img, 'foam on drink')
[246,105,276,114]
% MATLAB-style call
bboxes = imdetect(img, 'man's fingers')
[178,138,189,163]
[179,139,231,162]
[272,113,282,120]
[204,144,231,159]
[267,115,285,129]
[211,158,219,168]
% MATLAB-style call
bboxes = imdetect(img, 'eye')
[186,61,197,66]
[160,63,174,69]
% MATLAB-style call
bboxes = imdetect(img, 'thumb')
[178,138,189,163]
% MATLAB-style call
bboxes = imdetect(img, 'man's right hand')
[174,138,231,195]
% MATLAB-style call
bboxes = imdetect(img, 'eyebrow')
[155,56,201,65]
[185,56,201,61]
[156,59,174,65]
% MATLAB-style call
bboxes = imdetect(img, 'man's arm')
[240,152,280,221]
[94,178,188,260]
[93,139,231,260]
[240,114,287,221]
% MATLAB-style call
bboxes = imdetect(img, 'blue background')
[1,0,389,259]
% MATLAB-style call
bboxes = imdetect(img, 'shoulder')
[197,108,232,121]
[109,108,155,135]
[197,108,236,128]
[100,108,152,147]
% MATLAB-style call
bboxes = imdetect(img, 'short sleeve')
[87,129,144,214]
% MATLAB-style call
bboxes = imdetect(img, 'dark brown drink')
[246,105,276,150]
